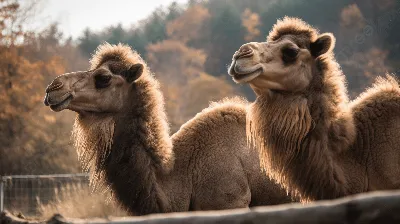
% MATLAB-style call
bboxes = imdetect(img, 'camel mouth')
[46,94,73,112]
[228,60,262,83]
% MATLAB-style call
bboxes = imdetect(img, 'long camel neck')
[248,61,356,201]
[92,75,174,215]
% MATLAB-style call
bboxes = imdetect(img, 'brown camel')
[228,17,400,202]
[43,43,294,215]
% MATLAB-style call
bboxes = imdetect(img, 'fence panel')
[0,174,89,217]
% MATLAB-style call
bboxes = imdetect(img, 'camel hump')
[173,97,248,137]
[351,75,400,113]
[350,75,400,124]
[206,96,248,121]
[196,96,248,125]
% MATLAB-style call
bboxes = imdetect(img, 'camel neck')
[105,75,174,215]
[248,75,355,201]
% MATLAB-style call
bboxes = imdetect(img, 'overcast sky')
[27,0,187,38]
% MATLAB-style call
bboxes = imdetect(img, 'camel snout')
[43,77,72,110]
[44,79,64,106]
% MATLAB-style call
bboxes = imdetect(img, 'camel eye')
[95,75,112,89]
[282,47,299,63]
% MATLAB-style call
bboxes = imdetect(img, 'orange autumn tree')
[0,0,42,151]
[241,8,261,41]
[148,4,238,132]
[0,1,80,175]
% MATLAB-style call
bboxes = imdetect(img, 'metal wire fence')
[0,173,89,217]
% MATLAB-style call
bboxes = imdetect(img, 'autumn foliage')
[147,24,238,131]
[0,0,80,175]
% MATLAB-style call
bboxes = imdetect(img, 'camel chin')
[48,95,72,112]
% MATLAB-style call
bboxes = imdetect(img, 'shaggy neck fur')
[72,74,174,215]
[73,114,115,191]
[248,54,356,201]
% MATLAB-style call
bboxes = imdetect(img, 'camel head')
[228,17,335,95]
[44,43,145,114]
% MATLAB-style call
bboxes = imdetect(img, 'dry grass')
[37,183,128,219]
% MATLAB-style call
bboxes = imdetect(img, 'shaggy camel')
[43,43,293,215]
[228,17,400,202]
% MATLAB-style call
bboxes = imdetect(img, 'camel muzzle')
[43,79,73,112]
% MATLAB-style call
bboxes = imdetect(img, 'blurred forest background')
[1,0,400,176]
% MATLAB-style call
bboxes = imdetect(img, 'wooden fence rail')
[2,190,400,224]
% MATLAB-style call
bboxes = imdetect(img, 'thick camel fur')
[228,17,400,202]
[44,43,294,215]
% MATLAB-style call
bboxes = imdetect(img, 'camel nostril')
[46,81,63,93]
[234,45,254,60]
[239,45,252,53]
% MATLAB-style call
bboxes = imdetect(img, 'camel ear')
[310,33,335,57]
[123,63,144,83]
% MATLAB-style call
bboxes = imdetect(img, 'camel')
[228,17,400,202]
[43,43,294,215]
